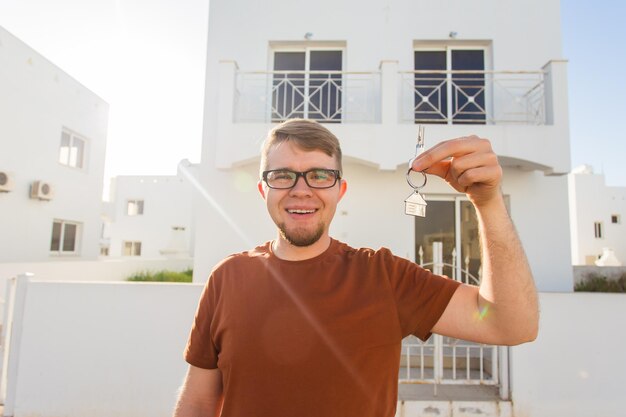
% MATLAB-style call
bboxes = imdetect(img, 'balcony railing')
[400,70,546,125]
[234,70,380,123]
[232,68,546,126]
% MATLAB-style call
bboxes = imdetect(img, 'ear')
[257,181,266,199]
[338,179,347,201]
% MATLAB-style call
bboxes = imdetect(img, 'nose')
[289,175,313,196]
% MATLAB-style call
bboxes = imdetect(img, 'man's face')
[258,141,347,247]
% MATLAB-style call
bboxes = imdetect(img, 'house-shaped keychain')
[405,191,427,217]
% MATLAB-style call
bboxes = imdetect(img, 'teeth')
[288,209,315,214]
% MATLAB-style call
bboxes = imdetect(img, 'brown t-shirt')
[185,239,460,417]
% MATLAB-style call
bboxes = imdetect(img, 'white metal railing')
[234,70,380,123]
[400,70,546,125]
[399,243,505,390]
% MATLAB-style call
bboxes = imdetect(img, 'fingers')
[410,135,503,201]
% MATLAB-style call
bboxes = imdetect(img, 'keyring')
[406,169,427,190]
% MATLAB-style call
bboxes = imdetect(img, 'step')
[395,400,512,417]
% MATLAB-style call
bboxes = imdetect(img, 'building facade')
[195,0,572,292]
[102,161,197,259]
[569,165,626,265]
[0,26,109,263]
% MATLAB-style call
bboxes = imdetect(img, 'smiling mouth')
[287,209,317,214]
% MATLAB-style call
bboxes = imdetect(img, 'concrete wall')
[0,258,193,318]
[0,26,109,262]
[2,280,623,416]
[511,292,626,417]
[1,278,201,417]
[568,167,626,265]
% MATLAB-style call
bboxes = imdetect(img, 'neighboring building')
[196,0,572,291]
[569,165,626,265]
[102,161,197,259]
[0,26,109,262]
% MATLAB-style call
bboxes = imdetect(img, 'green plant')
[574,273,626,293]
[127,268,193,283]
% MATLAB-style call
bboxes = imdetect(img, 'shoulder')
[208,241,272,282]
[332,240,410,267]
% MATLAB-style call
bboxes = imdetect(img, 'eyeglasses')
[262,169,342,189]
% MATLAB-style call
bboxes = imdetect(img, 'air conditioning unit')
[30,180,54,200]
[0,171,14,192]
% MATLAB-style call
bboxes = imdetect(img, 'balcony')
[234,69,546,126]
[215,60,569,173]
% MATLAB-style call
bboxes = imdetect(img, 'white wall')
[3,279,624,417]
[2,278,201,417]
[511,292,626,417]
[0,258,193,312]
[105,165,197,259]
[568,167,626,265]
[0,26,109,262]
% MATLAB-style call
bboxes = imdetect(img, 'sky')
[1,0,625,189]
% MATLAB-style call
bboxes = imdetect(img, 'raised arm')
[173,365,224,417]
[411,136,539,345]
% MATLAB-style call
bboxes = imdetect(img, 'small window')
[611,214,620,224]
[127,200,144,216]
[50,220,80,254]
[100,247,110,256]
[594,222,603,239]
[123,241,142,256]
[59,130,87,169]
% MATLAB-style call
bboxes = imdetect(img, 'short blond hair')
[260,119,343,174]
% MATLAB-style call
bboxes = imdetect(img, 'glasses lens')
[305,169,337,188]
[266,170,297,188]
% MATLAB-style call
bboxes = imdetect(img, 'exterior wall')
[195,0,572,291]
[104,163,197,259]
[1,278,200,417]
[0,258,193,319]
[511,292,626,417]
[0,26,109,262]
[3,279,623,417]
[568,167,626,265]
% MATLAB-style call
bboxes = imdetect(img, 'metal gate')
[398,242,509,398]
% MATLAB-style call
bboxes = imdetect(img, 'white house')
[0,26,109,263]
[102,161,197,259]
[192,0,573,413]
[195,0,572,290]
[569,164,626,265]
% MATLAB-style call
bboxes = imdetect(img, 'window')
[414,47,486,124]
[50,220,80,254]
[127,200,144,216]
[594,222,603,239]
[611,214,620,224]
[272,48,343,122]
[123,241,142,256]
[59,129,87,169]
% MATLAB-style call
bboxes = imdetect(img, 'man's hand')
[411,135,539,346]
[410,136,502,208]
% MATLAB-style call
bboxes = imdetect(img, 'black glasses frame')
[262,169,342,189]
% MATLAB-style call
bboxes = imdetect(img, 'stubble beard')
[277,222,326,247]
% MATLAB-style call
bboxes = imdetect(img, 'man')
[174,119,538,417]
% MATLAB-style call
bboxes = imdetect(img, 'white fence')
[0,275,624,416]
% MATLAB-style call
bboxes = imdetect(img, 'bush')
[127,268,193,283]
[574,273,626,293]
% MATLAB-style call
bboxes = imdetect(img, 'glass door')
[414,197,480,283]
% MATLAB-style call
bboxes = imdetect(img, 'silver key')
[405,126,427,217]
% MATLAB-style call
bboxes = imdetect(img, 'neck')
[272,235,332,261]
